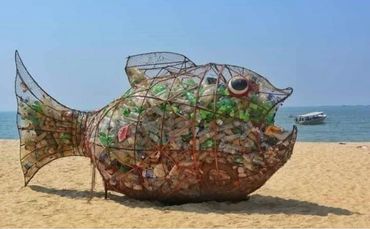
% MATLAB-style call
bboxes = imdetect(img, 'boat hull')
[296,116,326,125]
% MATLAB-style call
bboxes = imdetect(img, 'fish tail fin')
[15,51,91,186]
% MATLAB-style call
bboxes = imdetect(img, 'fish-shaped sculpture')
[15,51,297,203]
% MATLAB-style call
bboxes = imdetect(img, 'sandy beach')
[0,140,369,228]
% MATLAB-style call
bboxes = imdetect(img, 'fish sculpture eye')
[228,76,249,96]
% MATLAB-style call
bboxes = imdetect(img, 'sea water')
[0,111,18,139]
[275,105,370,142]
[0,106,369,141]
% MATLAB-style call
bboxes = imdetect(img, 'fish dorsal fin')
[125,52,196,87]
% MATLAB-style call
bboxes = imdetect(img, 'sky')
[1,0,370,111]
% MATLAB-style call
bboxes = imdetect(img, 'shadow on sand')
[29,185,353,216]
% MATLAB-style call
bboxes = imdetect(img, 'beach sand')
[0,140,369,228]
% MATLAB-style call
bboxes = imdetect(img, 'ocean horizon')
[1,105,369,141]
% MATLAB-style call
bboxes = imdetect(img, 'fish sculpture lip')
[15,51,297,203]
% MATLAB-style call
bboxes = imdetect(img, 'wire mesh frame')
[14,50,297,202]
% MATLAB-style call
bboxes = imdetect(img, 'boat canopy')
[297,112,325,118]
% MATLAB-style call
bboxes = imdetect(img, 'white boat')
[295,112,327,125]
